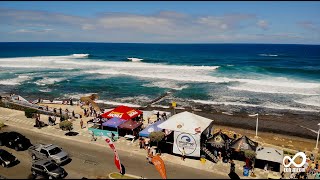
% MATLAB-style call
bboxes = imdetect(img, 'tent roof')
[139,120,164,138]
[256,146,284,164]
[157,111,214,134]
[230,136,258,151]
[102,117,126,128]
[118,120,143,130]
[101,105,142,120]
[207,131,231,148]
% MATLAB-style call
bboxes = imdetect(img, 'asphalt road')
[0,126,228,179]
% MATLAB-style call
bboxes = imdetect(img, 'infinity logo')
[283,152,307,168]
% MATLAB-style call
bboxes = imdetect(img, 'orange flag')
[151,155,167,179]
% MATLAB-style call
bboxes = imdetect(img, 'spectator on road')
[181,147,186,161]
[90,131,97,141]
[80,119,84,129]
[111,132,116,142]
[230,160,235,173]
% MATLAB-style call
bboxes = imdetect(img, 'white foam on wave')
[191,99,319,112]
[118,96,152,102]
[294,96,320,107]
[142,81,189,90]
[1,55,319,97]
[259,54,278,57]
[228,84,320,96]
[95,100,141,108]
[35,77,66,86]
[63,93,97,99]
[39,88,52,93]
[0,75,31,85]
[84,69,228,83]
[127,57,143,62]
[72,54,89,58]
[228,76,320,96]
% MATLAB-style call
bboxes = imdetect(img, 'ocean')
[0,42,319,114]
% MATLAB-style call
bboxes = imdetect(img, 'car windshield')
[45,163,59,171]
[48,147,61,155]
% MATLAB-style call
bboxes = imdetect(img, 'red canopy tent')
[101,105,143,120]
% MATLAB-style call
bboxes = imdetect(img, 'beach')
[33,101,318,154]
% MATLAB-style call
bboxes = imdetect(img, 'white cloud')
[257,20,269,30]
[0,8,318,44]
[12,28,53,33]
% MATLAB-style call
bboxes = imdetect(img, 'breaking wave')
[0,75,31,85]
[35,77,66,86]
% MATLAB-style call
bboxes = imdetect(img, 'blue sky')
[0,1,319,44]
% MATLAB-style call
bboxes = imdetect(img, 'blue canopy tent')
[139,120,164,138]
[102,117,126,128]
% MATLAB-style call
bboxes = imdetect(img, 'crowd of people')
[83,103,98,118]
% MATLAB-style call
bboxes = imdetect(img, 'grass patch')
[109,173,138,179]
[284,150,296,156]
[0,121,6,129]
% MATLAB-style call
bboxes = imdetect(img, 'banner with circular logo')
[173,131,200,157]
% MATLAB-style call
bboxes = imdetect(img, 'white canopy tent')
[157,111,213,134]
[157,111,214,157]
[255,146,284,172]
[256,146,283,164]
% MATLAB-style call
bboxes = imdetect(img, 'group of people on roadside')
[83,103,98,118]
[156,111,167,121]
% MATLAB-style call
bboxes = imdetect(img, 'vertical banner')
[151,155,167,179]
[173,131,200,157]
[104,137,124,174]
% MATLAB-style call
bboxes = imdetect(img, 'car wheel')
[1,162,6,168]
[48,176,53,179]
[15,146,19,151]
[32,154,36,160]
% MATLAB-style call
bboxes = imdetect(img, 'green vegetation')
[0,121,5,129]
[59,120,73,131]
[150,131,165,151]
[150,131,165,144]
[244,150,257,160]
[283,150,296,156]
[25,108,38,118]
[109,173,138,179]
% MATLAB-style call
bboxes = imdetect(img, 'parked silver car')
[28,144,69,165]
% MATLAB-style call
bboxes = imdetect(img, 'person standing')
[90,131,96,141]
[80,119,84,129]
[52,116,56,125]
[156,111,160,120]
[111,132,116,142]
[230,160,235,173]
[181,147,186,161]
[72,110,75,118]
[59,107,62,115]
